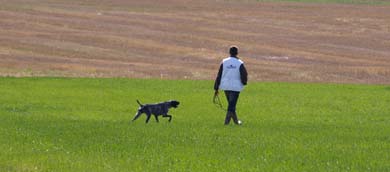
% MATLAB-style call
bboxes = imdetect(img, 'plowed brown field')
[1,0,390,84]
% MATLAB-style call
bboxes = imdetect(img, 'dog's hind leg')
[154,115,159,122]
[145,113,152,123]
[132,112,142,122]
[162,114,172,122]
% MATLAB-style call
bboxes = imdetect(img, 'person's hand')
[214,90,219,96]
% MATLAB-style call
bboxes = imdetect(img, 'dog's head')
[169,100,180,108]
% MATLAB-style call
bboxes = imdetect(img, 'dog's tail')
[136,100,143,106]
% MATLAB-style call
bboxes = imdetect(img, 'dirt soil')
[1,0,390,84]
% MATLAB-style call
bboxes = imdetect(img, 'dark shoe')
[232,112,240,125]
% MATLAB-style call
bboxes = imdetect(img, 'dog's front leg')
[163,114,172,122]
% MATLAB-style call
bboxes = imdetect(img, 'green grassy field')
[1,77,389,171]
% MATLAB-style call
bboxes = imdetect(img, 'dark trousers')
[224,91,240,124]
[224,91,240,113]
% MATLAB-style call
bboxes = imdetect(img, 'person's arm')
[240,64,248,85]
[214,64,223,92]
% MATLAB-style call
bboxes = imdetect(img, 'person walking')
[214,46,248,125]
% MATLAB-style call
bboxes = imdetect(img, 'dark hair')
[229,46,238,56]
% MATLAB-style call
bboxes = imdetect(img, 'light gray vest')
[219,57,244,92]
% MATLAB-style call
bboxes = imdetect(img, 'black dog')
[132,100,180,123]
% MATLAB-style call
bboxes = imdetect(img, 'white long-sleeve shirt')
[214,57,248,92]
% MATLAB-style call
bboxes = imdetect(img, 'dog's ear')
[171,100,180,108]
